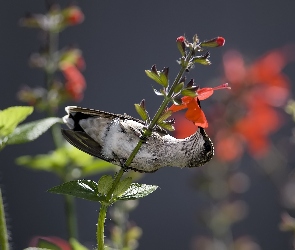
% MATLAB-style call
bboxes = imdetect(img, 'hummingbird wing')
[63,106,167,135]
[61,129,105,159]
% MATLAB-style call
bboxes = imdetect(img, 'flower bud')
[200,37,225,48]
[176,36,185,43]
[62,6,84,25]
[176,36,186,56]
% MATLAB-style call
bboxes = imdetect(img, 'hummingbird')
[62,106,214,173]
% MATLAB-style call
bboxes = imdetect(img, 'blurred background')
[1,0,295,249]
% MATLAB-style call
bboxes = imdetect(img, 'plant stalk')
[0,188,9,250]
[96,168,125,249]
[97,204,107,250]
[64,194,78,239]
[46,30,78,240]
[96,45,195,249]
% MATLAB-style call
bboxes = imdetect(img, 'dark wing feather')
[67,106,167,135]
[61,129,106,159]
[68,106,145,124]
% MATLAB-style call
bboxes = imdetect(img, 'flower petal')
[185,101,208,128]
[169,103,187,112]
[197,88,214,100]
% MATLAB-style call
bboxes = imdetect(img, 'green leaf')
[6,117,62,145]
[69,238,88,250]
[117,183,158,200]
[66,145,94,166]
[134,104,148,121]
[66,146,116,177]
[192,52,211,66]
[25,237,62,250]
[113,177,133,198]
[97,175,113,195]
[36,239,60,250]
[24,248,51,250]
[172,97,183,105]
[157,122,175,131]
[152,87,165,96]
[159,72,168,88]
[0,106,33,137]
[48,180,103,202]
[16,154,66,172]
[16,147,69,173]
[173,82,184,94]
[145,68,168,87]
[193,58,211,65]
[177,41,185,57]
[16,145,116,176]
[157,110,173,124]
[181,89,197,97]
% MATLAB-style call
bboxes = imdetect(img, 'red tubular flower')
[169,83,230,128]
[62,64,86,101]
[172,113,198,138]
[169,95,208,128]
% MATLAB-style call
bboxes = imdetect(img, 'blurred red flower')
[173,48,292,162]
[63,6,84,26]
[62,64,86,101]
[221,49,291,159]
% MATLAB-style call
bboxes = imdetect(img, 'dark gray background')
[1,1,295,249]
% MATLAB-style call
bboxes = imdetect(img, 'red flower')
[62,64,86,101]
[172,47,292,162]
[215,129,244,162]
[214,48,291,161]
[63,6,84,25]
[176,36,186,43]
[172,113,198,138]
[169,83,230,128]
[234,100,280,156]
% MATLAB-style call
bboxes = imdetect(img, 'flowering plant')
[0,6,229,247]
[2,3,294,250]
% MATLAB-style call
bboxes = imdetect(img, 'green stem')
[0,188,9,250]
[126,47,194,166]
[64,194,78,239]
[97,168,125,250]
[106,168,125,202]
[46,30,78,240]
[148,58,190,130]
[49,114,64,149]
[97,204,107,250]
[46,31,58,89]
[96,46,195,249]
